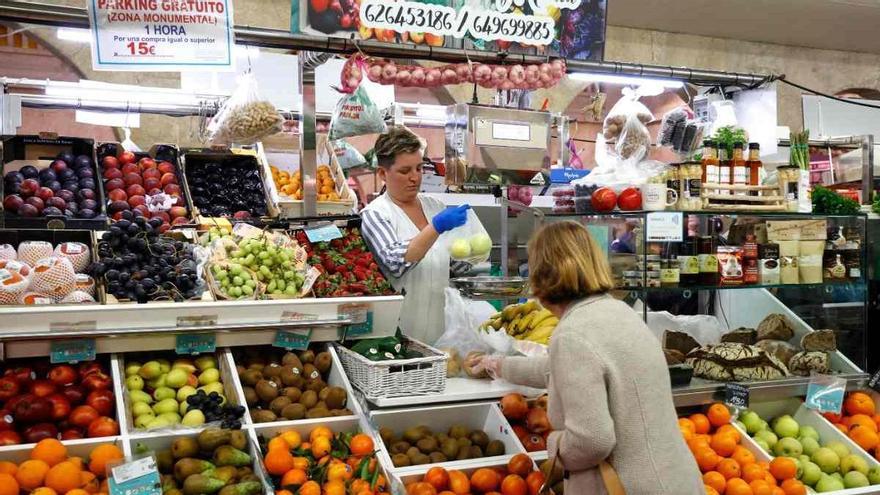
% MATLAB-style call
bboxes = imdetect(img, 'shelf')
[545,210,868,219]
[619,281,867,292]
[672,373,870,408]
[367,377,544,409]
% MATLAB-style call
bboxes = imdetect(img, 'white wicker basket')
[334,337,447,399]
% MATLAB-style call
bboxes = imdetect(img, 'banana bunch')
[478,300,558,344]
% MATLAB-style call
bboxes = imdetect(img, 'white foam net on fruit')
[17,241,53,266]
[31,256,76,300]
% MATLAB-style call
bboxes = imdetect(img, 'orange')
[707,403,732,428]
[731,446,756,467]
[690,414,711,435]
[725,478,753,495]
[448,470,470,495]
[267,437,289,452]
[298,480,320,495]
[500,474,528,495]
[688,437,711,454]
[88,445,123,477]
[780,479,806,495]
[749,480,773,495]
[508,454,533,478]
[16,460,51,491]
[311,435,331,458]
[470,468,500,492]
[350,434,375,457]
[763,472,777,487]
[309,426,334,443]
[716,424,742,443]
[873,413,880,430]
[679,418,697,435]
[834,423,849,434]
[695,448,722,472]
[45,461,82,494]
[31,488,57,495]
[844,392,876,416]
[705,486,719,495]
[711,433,738,457]
[0,462,17,476]
[772,488,786,495]
[0,473,19,495]
[849,414,879,432]
[849,425,880,451]
[279,468,307,488]
[424,467,450,491]
[32,439,68,467]
[264,448,296,476]
[292,457,310,470]
[702,471,726,493]
[717,458,741,480]
[279,430,302,449]
[66,490,90,495]
[742,463,766,483]
[408,482,438,495]
[326,462,352,482]
[79,471,98,494]
[525,471,544,495]
[323,480,346,495]
[680,426,695,442]
[768,457,797,481]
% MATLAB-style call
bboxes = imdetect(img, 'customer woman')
[482,221,703,494]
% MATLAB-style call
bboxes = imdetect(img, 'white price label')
[64,242,83,254]
[112,457,157,485]
[0,269,11,283]
[646,212,684,242]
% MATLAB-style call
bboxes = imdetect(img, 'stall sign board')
[274,329,313,351]
[724,383,749,409]
[50,339,97,364]
[868,369,880,393]
[805,374,846,415]
[109,456,161,495]
[175,333,217,355]
[87,0,235,71]
[646,212,683,243]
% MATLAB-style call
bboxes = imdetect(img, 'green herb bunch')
[812,185,860,215]
[712,126,747,158]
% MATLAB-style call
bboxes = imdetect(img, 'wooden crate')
[702,183,787,211]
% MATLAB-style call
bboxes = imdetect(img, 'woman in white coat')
[360,126,476,344]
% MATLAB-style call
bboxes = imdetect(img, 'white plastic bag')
[208,73,282,145]
[441,209,491,265]
[646,310,724,345]
[436,287,495,357]
[576,134,667,190]
[328,86,387,140]
[331,139,366,170]
[603,87,653,160]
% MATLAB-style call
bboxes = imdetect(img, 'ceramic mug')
[643,183,678,211]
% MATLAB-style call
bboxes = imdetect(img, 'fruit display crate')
[1,134,108,230]
[370,401,528,476]
[733,398,880,494]
[394,455,541,486]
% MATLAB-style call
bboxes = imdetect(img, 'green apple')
[181,409,206,427]
[145,417,172,430]
[798,425,820,441]
[826,441,850,460]
[773,415,800,438]
[198,368,220,385]
[179,401,189,415]
[754,438,770,452]
[831,472,844,483]
[798,455,811,466]
[131,402,153,417]
[138,360,162,379]
[165,368,189,389]
[450,239,471,259]
[758,419,769,432]
[840,454,869,475]
[134,413,155,429]
[125,361,142,377]
[176,385,197,403]
[198,382,224,396]
[157,412,180,424]
[152,398,179,415]
[740,410,763,435]
[157,359,171,374]
[815,474,845,492]
[147,374,167,389]
[735,420,747,432]
[867,466,880,484]
[799,436,820,457]
[800,460,822,486]
[469,234,492,256]
[172,358,196,373]
[812,447,841,474]
[773,437,803,457]
[754,429,778,449]
[129,390,153,404]
[125,375,144,391]
[194,355,217,371]
[844,471,870,488]
[153,387,176,401]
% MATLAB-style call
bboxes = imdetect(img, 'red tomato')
[310,0,330,12]
[590,187,617,212]
[617,187,642,210]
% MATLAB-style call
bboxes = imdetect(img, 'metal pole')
[299,56,318,217]
[861,135,874,205]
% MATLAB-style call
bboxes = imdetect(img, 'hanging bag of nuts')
[208,72,283,145]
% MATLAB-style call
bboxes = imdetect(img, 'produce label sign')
[291,0,606,61]
[50,339,97,364]
[273,329,313,350]
[87,0,235,71]
[175,333,217,355]
[109,456,161,495]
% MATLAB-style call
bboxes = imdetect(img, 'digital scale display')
[491,122,531,141]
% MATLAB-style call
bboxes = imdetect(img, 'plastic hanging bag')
[328,86,387,140]
[441,209,491,265]
[567,138,584,169]
[208,72,283,145]
[603,87,653,160]
[437,287,495,358]
[331,139,366,170]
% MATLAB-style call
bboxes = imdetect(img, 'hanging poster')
[87,0,235,71]
[291,0,606,61]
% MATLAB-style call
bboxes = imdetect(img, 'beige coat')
[502,295,703,495]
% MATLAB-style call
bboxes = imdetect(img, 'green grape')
[245,279,256,288]
[259,266,271,276]
[267,280,277,292]
[232,276,244,286]
[284,285,297,295]
[242,285,254,296]
[276,279,286,291]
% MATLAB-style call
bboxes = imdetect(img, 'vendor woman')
[361,126,478,344]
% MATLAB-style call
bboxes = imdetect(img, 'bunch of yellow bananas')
[478,300,558,344]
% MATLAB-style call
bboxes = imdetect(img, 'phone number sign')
[87,0,235,71]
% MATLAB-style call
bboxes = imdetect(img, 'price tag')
[273,329,312,351]
[338,303,373,339]
[646,212,684,242]
[805,374,846,414]
[50,320,97,332]
[50,339,96,364]
[724,383,749,409]
[63,242,83,254]
[109,456,161,495]
[176,315,217,327]
[867,369,880,393]
[175,334,216,355]
[304,224,343,243]
[232,222,264,239]
[281,311,319,322]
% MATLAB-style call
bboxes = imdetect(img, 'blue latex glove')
[432,204,470,233]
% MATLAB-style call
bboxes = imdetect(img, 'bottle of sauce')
[747,143,762,195]
[678,238,700,286]
[732,143,748,195]
[717,143,731,195]
[701,139,719,185]
[698,236,719,286]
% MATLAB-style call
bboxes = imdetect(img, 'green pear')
[812,448,841,474]
[157,359,171,374]
[125,361,142,376]
[199,382,224,395]
[740,410,763,435]
[145,416,172,430]
[195,355,217,371]
[800,460,822,486]
[177,386,197,403]
[179,401,189,416]
[134,413,156,429]
[165,368,189,389]
[867,466,880,484]
[844,471,870,488]
[799,436,820,457]
[754,429,778,449]
[153,398,180,415]
[129,390,153,404]
[147,374,167,390]
[138,360,162,379]
[198,368,221,385]
[153,387,176,401]
[125,375,145,391]
[840,454,869,475]
[798,425,820,441]
[826,441,850,460]
[182,409,206,428]
[172,358,197,373]
[132,402,153,417]
[157,412,181,424]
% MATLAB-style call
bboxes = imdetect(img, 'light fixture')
[56,27,91,43]
[567,72,684,89]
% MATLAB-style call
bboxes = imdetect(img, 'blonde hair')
[528,220,614,304]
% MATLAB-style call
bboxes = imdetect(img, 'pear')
[125,375,144,391]
[145,416,172,430]
[134,413,156,429]
[195,355,217,371]
[157,358,171,374]
[132,401,153,417]
[129,390,153,404]
[154,387,176,401]
[177,385,197,403]
[138,360,163,379]
[157,411,181,424]
[172,358,197,373]
[153,398,180,415]
[181,409,206,427]
[165,368,190,389]
[147,374,167,389]
[199,368,221,385]
[199,382,225,395]
[125,361,142,376]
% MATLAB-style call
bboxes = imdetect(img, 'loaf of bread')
[756,314,795,342]
[801,329,837,352]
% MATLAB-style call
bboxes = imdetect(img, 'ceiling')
[607,0,880,54]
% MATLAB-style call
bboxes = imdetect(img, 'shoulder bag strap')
[599,460,627,495]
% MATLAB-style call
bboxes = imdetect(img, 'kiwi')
[270,376,283,387]
[251,409,277,423]
[324,387,347,410]
[469,445,484,458]
[305,378,326,393]
[456,448,471,461]
[440,438,459,459]
[305,407,330,419]
[299,350,315,364]
[262,363,283,378]
[269,396,291,415]
[390,441,411,455]
[469,430,489,448]
[281,403,306,420]
[416,436,438,454]
[235,364,246,375]
[391,454,411,467]
[379,427,395,445]
[417,425,433,437]
[315,401,327,410]
[428,452,448,464]
[282,352,304,368]
[302,364,319,381]
[255,380,279,402]
[403,427,425,443]
[456,437,472,449]
[448,425,468,439]
[410,453,430,465]
[240,369,263,387]
[298,389,318,409]
[242,387,258,406]
[247,363,264,371]
[279,368,301,387]
[406,447,421,460]
[436,433,449,443]
[485,440,505,456]
[329,409,348,416]
[314,352,332,374]
[282,387,302,402]
[318,387,330,401]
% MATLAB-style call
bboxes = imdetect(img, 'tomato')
[617,187,642,210]
[87,416,119,438]
[590,187,617,212]
[310,0,330,12]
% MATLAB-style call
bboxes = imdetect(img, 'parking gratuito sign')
[87,0,235,71]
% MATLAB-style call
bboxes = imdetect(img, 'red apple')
[171,217,189,226]
[119,151,136,165]
[81,371,111,391]
[169,206,187,219]
[0,409,15,431]
[87,416,119,438]
[13,396,52,423]
[160,173,177,187]
[18,178,40,197]
[111,211,126,221]
[233,211,252,220]
[46,197,66,210]
[5,367,35,385]
[158,223,171,233]
[133,205,150,217]
[107,189,127,202]
[163,184,181,196]
[105,178,125,191]
[68,405,99,428]
[46,393,72,421]
[103,168,123,181]
[60,428,83,440]
[121,163,140,176]
[143,177,161,191]
[174,196,186,207]
[102,156,119,169]
[36,187,54,201]
[85,389,114,416]
[142,168,162,180]
[30,379,57,398]
[5,394,32,414]
[147,188,163,196]
[48,364,77,386]
[0,377,20,401]
[22,422,58,443]
[138,157,156,170]
[128,195,146,208]
[123,173,143,187]
[126,184,146,197]
[0,430,21,446]
[78,362,103,378]
[157,162,176,175]
[61,384,86,406]
[151,211,170,223]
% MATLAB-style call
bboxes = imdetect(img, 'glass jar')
[698,236,719,286]
[777,165,800,212]
[661,257,680,286]
[678,239,700,286]
[679,161,702,210]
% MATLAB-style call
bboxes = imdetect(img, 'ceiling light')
[56,28,91,43]
[567,72,684,89]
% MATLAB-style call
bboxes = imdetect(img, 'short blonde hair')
[528,220,614,304]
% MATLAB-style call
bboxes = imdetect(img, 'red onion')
[500,80,515,90]
[410,67,426,86]
[491,66,509,81]
[367,63,383,82]
[455,63,473,83]
[441,68,459,85]
[550,59,565,78]
[473,64,492,82]
[396,69,413,86]
[425,68,442,86]
[381,62,398,84]
[508,65,525,84]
